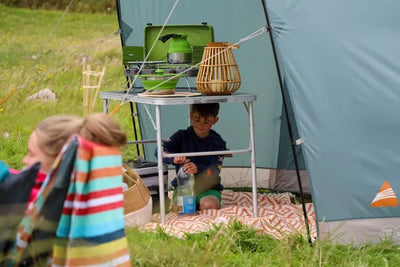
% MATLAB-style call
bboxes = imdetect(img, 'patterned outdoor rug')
[142,190,317,239]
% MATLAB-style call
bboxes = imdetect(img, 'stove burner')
[124,62,199,78]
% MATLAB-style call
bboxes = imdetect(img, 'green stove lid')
[144,24,214,64]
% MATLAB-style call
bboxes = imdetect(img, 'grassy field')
[0,4,138,168]
[126,223,400,266]
[1,0,117,14]
[1,5,400,266]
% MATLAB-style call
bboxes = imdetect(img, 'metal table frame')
[100,90,258,223]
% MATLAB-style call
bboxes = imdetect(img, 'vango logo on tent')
[371,181,399,207]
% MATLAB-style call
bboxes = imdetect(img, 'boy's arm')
[193,157,224,194]
[154,146,177,165]
[195,154,224,175]
[154,149,174,165]
[199,134,227,174]
[195,135,227,174]
[154,132,182,166]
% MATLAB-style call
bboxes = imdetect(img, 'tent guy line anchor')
[295,139,304,145]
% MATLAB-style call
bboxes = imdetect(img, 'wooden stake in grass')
[82,61,106,116]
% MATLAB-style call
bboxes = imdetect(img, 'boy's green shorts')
[173,188,222,208]
[196,189,222,206]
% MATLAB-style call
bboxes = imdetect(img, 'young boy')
[159,103,227,211]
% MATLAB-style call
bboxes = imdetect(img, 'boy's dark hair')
[191,103,220,117]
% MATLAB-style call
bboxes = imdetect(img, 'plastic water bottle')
[189,172,195,195]
[176,167,196,214]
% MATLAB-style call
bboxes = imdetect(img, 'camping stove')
[123,23,214,81]
[124,61,199,78]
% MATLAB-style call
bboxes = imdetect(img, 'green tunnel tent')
[115,0,400,245]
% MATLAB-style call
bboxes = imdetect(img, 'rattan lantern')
[196,42,241,95]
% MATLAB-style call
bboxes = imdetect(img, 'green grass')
[0,4,138,168]
[1,0,116,14]
[1,5,400,266]
[127,222,400,266]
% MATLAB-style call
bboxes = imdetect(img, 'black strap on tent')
[116,0,143,158]
[261,0,312,244]
[125,75,144,158]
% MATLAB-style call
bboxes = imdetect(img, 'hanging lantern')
[196,42,241,95]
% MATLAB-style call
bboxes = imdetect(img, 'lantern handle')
[207,42,240,49]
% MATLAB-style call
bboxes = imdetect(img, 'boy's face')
[190,111,219,138]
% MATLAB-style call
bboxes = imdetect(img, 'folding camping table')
[100,89,258,223]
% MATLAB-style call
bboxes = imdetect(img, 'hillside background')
[0,3,139,169]
[1,0,116,13]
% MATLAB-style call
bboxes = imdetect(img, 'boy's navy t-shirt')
[160,126,227,189]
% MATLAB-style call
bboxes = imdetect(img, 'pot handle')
[159,34,181,43]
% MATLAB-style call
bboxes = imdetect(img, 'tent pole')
[261,0,312,244]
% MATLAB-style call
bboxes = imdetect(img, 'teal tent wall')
[266,0,400,244]
[116,0,284,170]
[115,0,400,244]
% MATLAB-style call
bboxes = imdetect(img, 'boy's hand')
[173,156,186,165]
[183,161,198,175]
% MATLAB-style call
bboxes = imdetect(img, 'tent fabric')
[275,82,310,193]
[266,0,400,243]
[115,0,400,244]
[115,0,305,192]
[116,0,283,169]
[7,135,130,266]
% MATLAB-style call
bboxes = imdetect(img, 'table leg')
[103,99,109,113]
[155,105,166,223]
[249,101,258,217]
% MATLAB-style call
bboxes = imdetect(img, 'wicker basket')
[122,163,151,215]
[196,42,241,95]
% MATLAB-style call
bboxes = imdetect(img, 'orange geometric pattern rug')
[142,191,317,240]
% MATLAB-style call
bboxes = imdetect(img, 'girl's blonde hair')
[34,113,127,158]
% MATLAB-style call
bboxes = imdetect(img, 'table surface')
[100,89,256,105]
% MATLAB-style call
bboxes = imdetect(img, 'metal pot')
[159,33,192,64]
[167,52,192,64]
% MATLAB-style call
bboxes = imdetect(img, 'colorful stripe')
[52,237,130,266]
[83,229,126,244]
[12,135,131,266]
[70,176,124,194]
[64,187,123,202]
[78,144,121,159]
[57,209,126,237]
[76,167,123,182]
[75,155,122,173]
[62,200,124,216]
[63,194,123,210]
